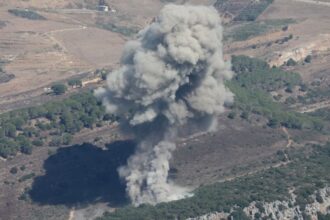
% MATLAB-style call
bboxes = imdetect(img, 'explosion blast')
[95,4,233,206]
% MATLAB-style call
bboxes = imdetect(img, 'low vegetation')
[225,19,294,42]
[234,0,273,21]
[97,22,138,37]
[215,0,273,22]
[0,59,15,84]
[8,9,46,20]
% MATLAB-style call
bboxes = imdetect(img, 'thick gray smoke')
[95,4,234,206]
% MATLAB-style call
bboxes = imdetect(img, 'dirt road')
[297,100,330,113]
[218,127,293,184]
[290,0,330,7]
[68,210,75,220]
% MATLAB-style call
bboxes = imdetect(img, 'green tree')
[286,58,297,66]
[16,135,32,154]
[68,79,82,87]
[268,118,279,128]
[62,133,73,145]
[304,55,312,63]
[228,112,236,119]
[51,84,67,95]
[0,128,4,138]
[10,167,18,174]
[12,117,25,130]
[5,123,17,138]
[241,111,249,120]
[32,139,44,147]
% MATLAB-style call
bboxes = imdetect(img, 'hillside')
[0,0,330,220]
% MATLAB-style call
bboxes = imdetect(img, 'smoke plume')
[95,4,233,206]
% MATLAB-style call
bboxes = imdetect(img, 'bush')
[18,173,35,182]
[20,144,32,154]
[10,167,18,174]
[228,112,236,119]
[8,9,46,20]
[32,139,44,147]
[49,137,62,147]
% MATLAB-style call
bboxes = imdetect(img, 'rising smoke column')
[95,4,234,206]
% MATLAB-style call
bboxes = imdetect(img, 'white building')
[98,5,109,12]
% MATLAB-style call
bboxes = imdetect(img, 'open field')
[0,0,216,113]
[224,0,330,85]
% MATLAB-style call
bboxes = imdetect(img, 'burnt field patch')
[29,140,136,207]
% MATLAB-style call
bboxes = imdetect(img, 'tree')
[68,79,82,87]
[286,58,297,66]
[5,123,17,138]
[285,84,294,93]
[32,139,44,147]
[268,118,279,128]
[0,128,4,138]
[304,55,312,63]
[299,84,308,92]
[49,137,62,147]
[228,112,236,119]
[241,111,249,120]
[62,133,73,145]
[16,135,32,154]
[12,117,25,130]
[51,84,67,95]
[10,167,18,174]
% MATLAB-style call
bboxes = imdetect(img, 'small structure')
[98,5,109,12]
[43,87,52,94]
[98,0,116,12]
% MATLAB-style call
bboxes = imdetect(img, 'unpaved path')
[44,25,87,53]
[219,127,292,183]
[282,127,293,148]
[290,0,330,7]
[68,209,75,220]
[297,100,330,113]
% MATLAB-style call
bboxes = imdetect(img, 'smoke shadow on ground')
[29,140,136,207]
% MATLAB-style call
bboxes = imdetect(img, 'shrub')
[10,167,18,174]
[32,139,44,147]
[8,9,46,20]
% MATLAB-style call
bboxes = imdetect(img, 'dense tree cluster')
[0,92,115,158]
[227,55,324,131]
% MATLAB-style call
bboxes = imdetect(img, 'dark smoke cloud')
[95,4,233,206]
